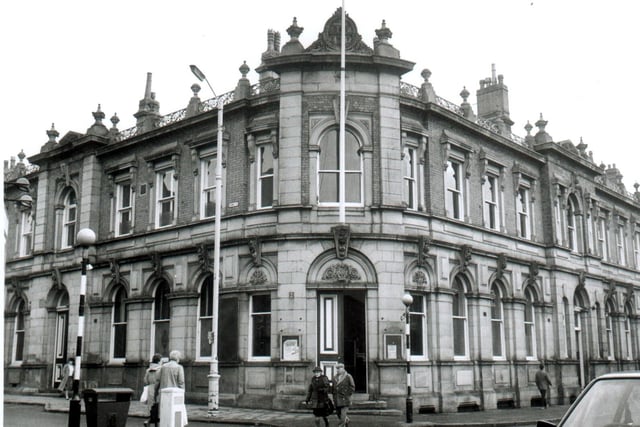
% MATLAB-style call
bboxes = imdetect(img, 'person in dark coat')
[535,363,553,408]
[332,363,355,427]
[306,366,332,427]
[143,353,162,427]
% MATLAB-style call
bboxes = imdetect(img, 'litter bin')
[83,387,133,427]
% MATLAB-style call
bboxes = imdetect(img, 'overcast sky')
[2,0,639,188]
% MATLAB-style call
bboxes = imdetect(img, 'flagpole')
[338,1,346,223]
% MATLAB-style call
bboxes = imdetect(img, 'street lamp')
[4,177,33,209]
[190,64,223,414]
[402,293,414,423]
[68,228,96,427]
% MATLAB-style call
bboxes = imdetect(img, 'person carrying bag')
[306,366,334,427]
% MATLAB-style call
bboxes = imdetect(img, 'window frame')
[403,145,418,211]
[452,278,469,360]
[18,210,33,257]
[317,128,364,207]
[115,181,134,237]
[257,143,274,210]
[200,155,217,220]
[61,189,77,249]
[151,281,171,358]
[624,304,633,360]
[11,299,26,365]
[155,168,177,228]
[110,286,127,363]
[597,214,610,261]
[249,293,272,361]
[408,293,428,360]
[566,198,578,251]
[482,173,500,231]
[490,285,506,360]
[197,276,214,360]
[616,221,627,266]
[524,287,538,360]
[633,230,640,269]
[605,300,615,360]
[516,185,532,239]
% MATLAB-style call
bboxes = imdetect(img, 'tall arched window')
[491,284,506,359]
[605,299,616,360]
[563,297,572,358]
[595,302,604,358]
[153,281,171,358]
[318,128,362,206]
[198,276,213,359]
[624,302,633,360]
[12,299,26,364]
[111,286,127,361]
[452,277,469,359]
[61,189,77,248]
[524,287,537,359]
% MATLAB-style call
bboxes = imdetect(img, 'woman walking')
[57,358,74,399]
[306,366,333,427]
[143,353,162,427]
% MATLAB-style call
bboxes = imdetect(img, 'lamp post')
[190,64,223,413]
[4,177,33,209]
[68,228,96,427]
[402,293,414,423]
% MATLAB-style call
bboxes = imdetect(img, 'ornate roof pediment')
[306,8,372,54]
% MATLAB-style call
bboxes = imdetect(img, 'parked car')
[537,371,640,427]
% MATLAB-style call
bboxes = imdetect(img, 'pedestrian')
[535,363,553,408]
[57,358,74,399]
[332,363,355,427]
[143,353,162,427]
[305,366,333,427]
[158,350,187,427]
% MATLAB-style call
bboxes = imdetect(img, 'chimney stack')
[476,64,513,134]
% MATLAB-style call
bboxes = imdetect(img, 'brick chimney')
[476,64,513,134]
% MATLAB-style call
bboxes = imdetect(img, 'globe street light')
[402,293,414,423]
[190,64,223,413]
[68,228,96,427]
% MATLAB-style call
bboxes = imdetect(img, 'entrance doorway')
[52,305,69,388]
[318,290,367,392]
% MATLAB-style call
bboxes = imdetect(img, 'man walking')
[535,363,553,408]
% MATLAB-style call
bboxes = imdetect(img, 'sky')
[2,0,639,188]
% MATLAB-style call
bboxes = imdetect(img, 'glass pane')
[161,171,173,198]
[66,224,76,247]
[260,145,274,175]
[121,184,131,208]
[319,130,338,170]
[345,132,360,170]
[410,295,423,312]
[154,321,170,357]
[404,149,415,177]
[253,295,271,313]
[445,162,459,189]
[205,189,216,217]
[219,297,239,362]
[492,321,503,356]
[453,318,466,356]
[410,315,424,356]
[113,324,126,358]
[68,191,76,205]
[252,314,271,357]
[260,176,273,207]
[200,318,212,357]
[319,172,338,202]
[15,332,24,361]
[154,283,170,320]
[68,206,76,222]
[205,158,216,187]
[200,278,212,316]
[345,173,361,203]
[525,324,533,355]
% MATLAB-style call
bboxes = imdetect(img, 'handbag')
[324,398,335,416]
[140,385,149,403]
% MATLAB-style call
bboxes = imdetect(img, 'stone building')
[4,8,640,413]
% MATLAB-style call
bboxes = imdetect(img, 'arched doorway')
[52,291,70,388]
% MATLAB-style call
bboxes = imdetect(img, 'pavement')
[3,392,569,426]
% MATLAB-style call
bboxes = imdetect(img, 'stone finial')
[17,150,26,163]
[274,31,281,52]
[186,83,202,118]
[460,86,469,102]
[420,69,436,102]
[375,20,392,42]
[460,86,475,121]
[577,137,588,158]
[524,121,534,147]
[287,17,303,40]
[87,104,109,137]
[234,61,251,100]
[534,113,553,144]
[108,113,120,140]
[41,123,59,152]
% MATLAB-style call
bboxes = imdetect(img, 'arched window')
[566,197,578,251]
[152,281,171,358]
[111,286,127,361]
[61,189,77,249]
[198,276,213,359]
[12,299,26,364]
[524,287,537,359]
[491,284,506,359]
[595,302,604,358]
[452,277,469,359]
[318,128,362,206]
[624,302,633,360]
[605,299,616,360]
[563,297,572,358]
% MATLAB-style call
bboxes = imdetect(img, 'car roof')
[595,371,640,380]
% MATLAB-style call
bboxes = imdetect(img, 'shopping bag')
[140,385,149,403]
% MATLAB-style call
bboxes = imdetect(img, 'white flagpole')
[339,0,346,223]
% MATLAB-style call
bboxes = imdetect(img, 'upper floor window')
[115,182,133,236]
[597,214,610,261]
[633,231,640,269]
[61,189,77,249]
[445,159,464,220]
[516,185,532,239]
[111,286,127,361]
[318,129,362,206]
[408,293,427,360]
[200,157,216,219]
[616,222,627,266]
[156,169,176,228]
[452,277,469,359]
[403,146,418,210]
[482,174,500,230]
[491,284,506,359]
[12,299,26,364]
[524,287,537,359]
[566,197,578,251]
[18,210,33,256]
[258,144,274,209]
[249,294,271,360]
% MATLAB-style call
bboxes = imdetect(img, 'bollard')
[159,387,188,427]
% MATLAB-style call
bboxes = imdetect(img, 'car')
[537,371,640,427]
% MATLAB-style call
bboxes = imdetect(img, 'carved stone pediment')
[322,262,361,284]
[306,8,373,54]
